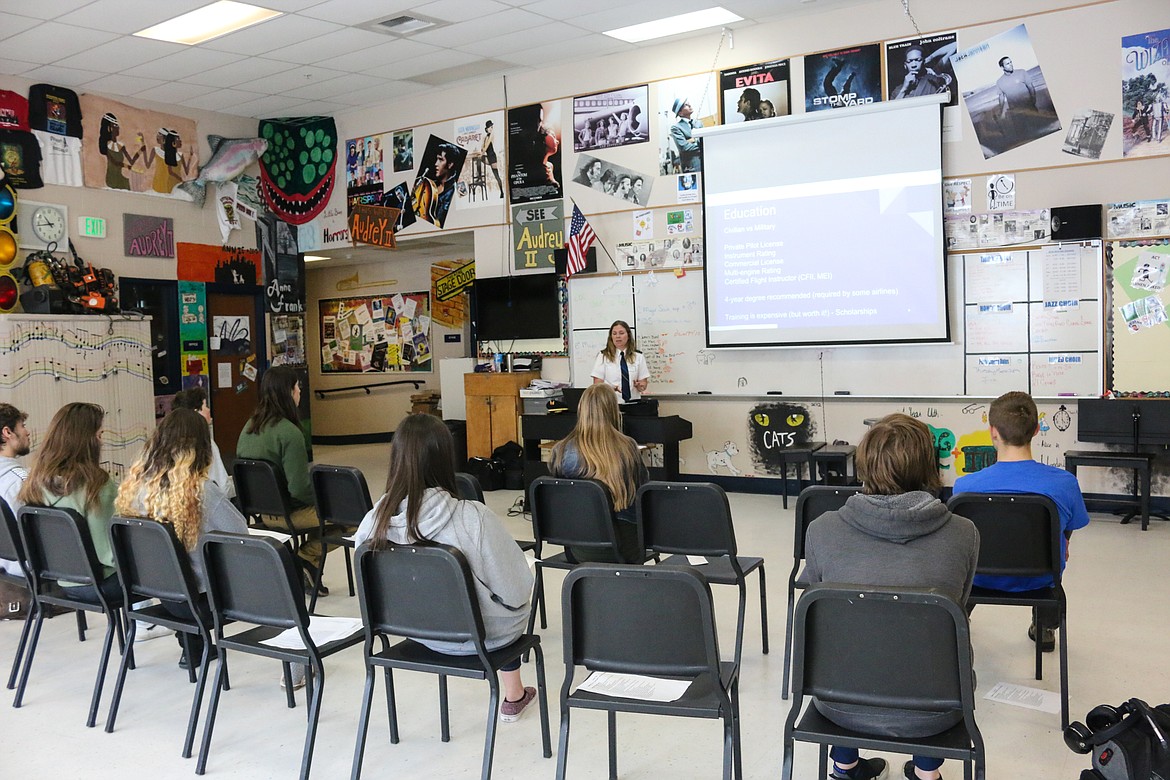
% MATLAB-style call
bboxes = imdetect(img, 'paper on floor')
[983,681,1062,713]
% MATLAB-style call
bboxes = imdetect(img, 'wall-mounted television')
[472,273,562,343]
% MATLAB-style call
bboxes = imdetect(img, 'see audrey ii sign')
[349,204,402,249]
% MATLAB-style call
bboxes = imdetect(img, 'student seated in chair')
[352,414,539,723]
[802,413,979,780]
[952,390,1089,652]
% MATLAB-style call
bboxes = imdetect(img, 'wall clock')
[17,200,69,250]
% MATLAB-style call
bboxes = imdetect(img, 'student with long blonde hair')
[549,383,647,562]
[116,408,247,665]
[18,402,119,601]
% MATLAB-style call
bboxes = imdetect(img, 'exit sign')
[78,216,106,238]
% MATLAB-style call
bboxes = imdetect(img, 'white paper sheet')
[685,555,708,565]
[983,681,1061,713]
[575,671,692,702]
[259,616,364,650]
[248,527,292,544]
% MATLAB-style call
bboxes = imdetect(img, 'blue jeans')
[830,746,944,773]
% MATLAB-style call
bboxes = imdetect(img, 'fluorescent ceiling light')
[604,7,742,43]
[135,1,282,45]
[303,255,330,263]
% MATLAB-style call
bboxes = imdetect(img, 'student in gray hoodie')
[802,413,979,780]
[353,413,538,722]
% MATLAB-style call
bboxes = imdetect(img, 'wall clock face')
[16,201,68,250]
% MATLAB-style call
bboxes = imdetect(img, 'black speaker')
[1050,204,1102,240]
[554,246,597,276]
[20,286,68,313]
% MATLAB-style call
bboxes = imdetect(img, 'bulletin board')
[568,241,1102,398]
[1107,239,1170,393]
[319,293,431,373]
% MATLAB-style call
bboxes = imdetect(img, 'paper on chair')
[575,671,691,702]
[686,555,708,565]
[248,528,292,544]
[260,616,364,649]
[983,681,1062,713]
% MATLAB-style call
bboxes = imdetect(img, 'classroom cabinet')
[464,372,538,459]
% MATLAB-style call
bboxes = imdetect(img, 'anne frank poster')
[803,44,882,112]
[507,101,563,204]
[719,60,790,123]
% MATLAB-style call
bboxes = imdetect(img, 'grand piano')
[520,412,693,487]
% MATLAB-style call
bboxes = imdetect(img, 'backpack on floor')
[1066,698,1170,780]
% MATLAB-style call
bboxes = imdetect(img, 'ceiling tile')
[180,57,296,88]
[411,8,547,48]
[80,73,167,99]
[327,80,424,108]
[296,0,417,26]
[0,13,45,40]
[228,94,311,118]
[4,0,96,21]
[179,88,268,112]
[234,64,347,94]
[55,1,208,34]
[362,48,480,81]
[261,26,396,65]
[18,64,107,88]
[122,48,247,81]
[276,99,349,117]
[501,34,631,68]
[201,13,343,56]
[456,21,581,58]
[316,38,442,72]
[252,0,325,11]
[0,57,40,76]
[0,22,119,64]
[279,73,386,100]
[521,0,629,20]
[54,36,184,72]
[411,0,511,23]
[570,0,720,33]
[135,81,218,104]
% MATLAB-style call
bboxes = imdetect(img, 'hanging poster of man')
[411,134,467,229]
[572,86,649,152]
[952,24,1061,159]
[381,182,417,234]
[803,44,882,112]
[571,154,653,206]
[658,73,717,175]
[719,60,790,124]
[885,33,961,141]
[392,129,413,172]
[508,101,562,204]
[1121,27,1170,158]
[454,111,506,207]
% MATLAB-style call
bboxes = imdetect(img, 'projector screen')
[700,95,948,348]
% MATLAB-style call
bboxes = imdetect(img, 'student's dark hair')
[171,387,207,412]
[18,402,108,511]
[0,403,27,437]
[367,414,458,547]
[245,365,300,434]
[988,390,1038,446]
[162,130,179,167]
[856,413,941,496]
[741,87,761,109]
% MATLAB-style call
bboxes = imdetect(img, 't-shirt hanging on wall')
[0,90,29,131]
[32,130,82,187]
[27,84,82,138]
[0,130,43,188]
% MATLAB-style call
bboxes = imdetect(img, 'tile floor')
[1,441,1166,779]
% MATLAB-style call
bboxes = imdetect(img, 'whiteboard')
[566,242,1102,397]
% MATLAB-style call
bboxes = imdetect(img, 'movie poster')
[1062,110,1114,160]
[381,182,417,234]
[657,73,718,175]
[410,135,467,229]
[1121,27,1170,158]
[507,101,563,204]
[345,134,383,217]
[719,60,790,123]
[572,86,649,152]
[803,44,882,112]
[453,111,506,208]
[952,24,1061,159]
[885,33,961,141]
[391,129,413,172]
[570,154,653,206]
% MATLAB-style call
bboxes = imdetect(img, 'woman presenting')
[591,320,649,402]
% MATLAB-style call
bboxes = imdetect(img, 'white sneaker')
[134,621,175,641]
[279,664,307,691]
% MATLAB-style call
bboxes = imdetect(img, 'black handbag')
[466,457,505,492]
[1066,698,1170,780]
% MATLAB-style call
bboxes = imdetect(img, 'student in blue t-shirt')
[952,390,1090,651]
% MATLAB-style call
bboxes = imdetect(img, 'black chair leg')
[6,600,35,690]
[723,715,733,780]
[757,566,769,655]
[607,710,618,780]
[298,663,324,780]
[385,667,400,743]
[481,677,501,780]
[179,632,197,684]
[781,585,796,700]
[76,609,87,641]
[533,645,552,758]
[731,681,742,780]
[196,654,230,775]
[1059,610,1070,730]
[282,662,297,708]
[183,643,214,759]
[555,707,571,780]
[439,674,451,742]
[86,615,117,728]
[351,666,377,780]
[13,611,46,708]
[344,545,355,597]
[104,619,138,733]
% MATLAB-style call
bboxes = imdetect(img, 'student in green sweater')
[235,365,332,596]
[18,402,119,601]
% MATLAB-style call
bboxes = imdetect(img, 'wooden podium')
[464,372,538,459]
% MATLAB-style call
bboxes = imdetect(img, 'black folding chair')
[636,481,768,666]
[311,464,373,598]
[782,584,985,780]
[556,564,741,780]
[946,491,1069,728]
[105,516,219,757]
[1,500,37,691]
[233,458,328,611]
[350,542,552,780]
[14,505,127,727]
[457,471,538,556]
[197,532,362,780]
[527,476,654,635]
[783,485,861,699]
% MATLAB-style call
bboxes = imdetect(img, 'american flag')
[566,204,596,277]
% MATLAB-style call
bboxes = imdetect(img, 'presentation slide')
[700,97,948,347]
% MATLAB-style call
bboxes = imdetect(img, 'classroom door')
[206,290,265,465]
